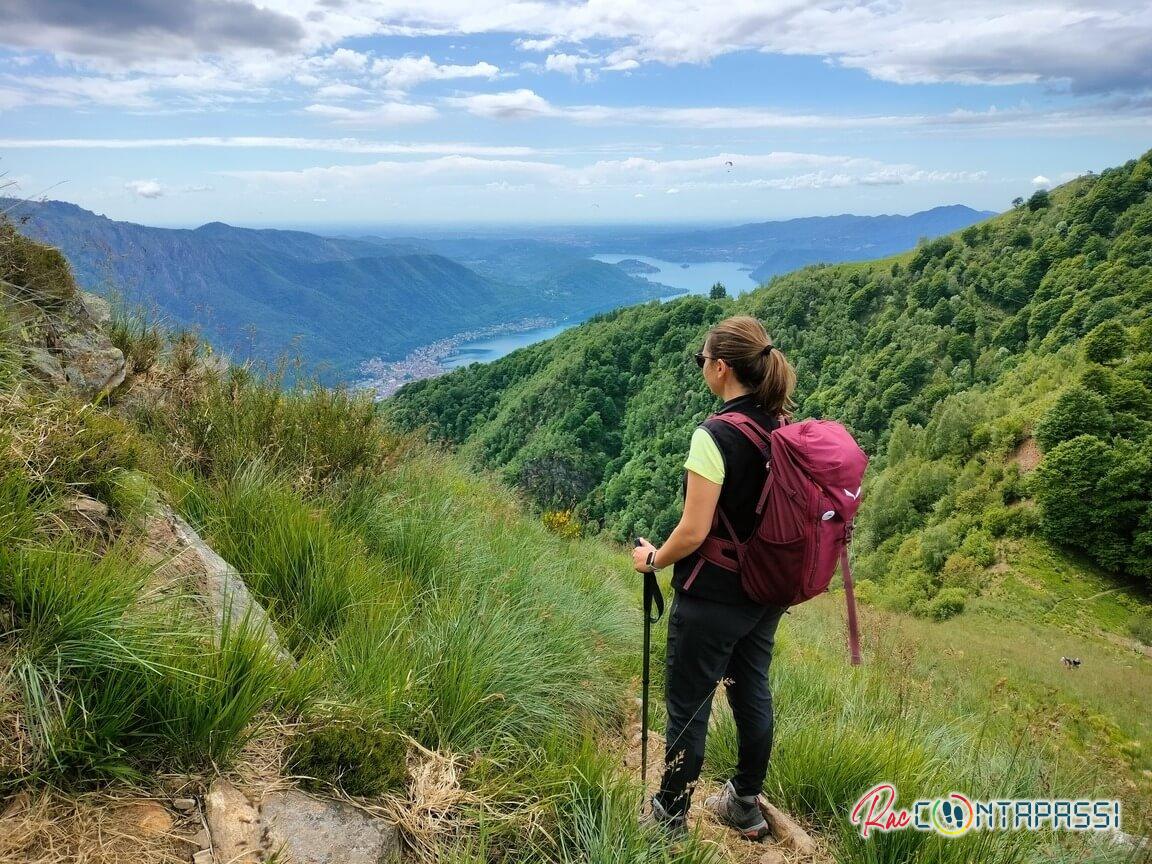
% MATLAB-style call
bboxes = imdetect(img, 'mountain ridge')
[0,197,673,380]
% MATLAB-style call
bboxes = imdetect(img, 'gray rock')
[205,781,402,864]
[55,324,126,396]
[261,790,401,864]
[1,278,125,400]
[143,504,293,665]
[59,494,111,536]
[79,290,112,324]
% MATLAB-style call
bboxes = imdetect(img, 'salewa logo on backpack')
[686,413,869,664]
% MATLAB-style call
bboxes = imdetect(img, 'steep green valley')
[1,156,1149,863]
[384,150,1152,822]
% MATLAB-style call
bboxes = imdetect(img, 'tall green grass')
[693,602,1140,863]
[0,476,286,784]
[7,318,1142,863]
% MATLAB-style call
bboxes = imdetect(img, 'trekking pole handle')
[634,538,665,622]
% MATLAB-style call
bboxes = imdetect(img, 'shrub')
[919,523,960,573]
[927,588,967,620]
[0,220,77,309]
[542,509,582,539]
[940,554,985,593]
[1128,613,1152,646]
[982,503,1038,538]
[107,311,164,377]
[957,529,996,566]
[290,716,408,797]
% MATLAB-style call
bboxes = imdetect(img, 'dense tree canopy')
[383,149,1152,605]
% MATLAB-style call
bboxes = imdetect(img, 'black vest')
[672,394,781,605]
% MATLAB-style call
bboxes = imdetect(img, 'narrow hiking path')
[618,696,837,864]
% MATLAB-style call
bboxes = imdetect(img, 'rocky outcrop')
[140,503,293,665]
[205,780,401,864]
[1,271,126,400]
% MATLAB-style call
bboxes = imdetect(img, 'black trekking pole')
[634,538,664,796]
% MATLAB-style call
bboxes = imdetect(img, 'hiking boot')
[704,780,770,841]
[640,794,687,839]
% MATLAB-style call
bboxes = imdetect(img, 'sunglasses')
[694,351,717,368]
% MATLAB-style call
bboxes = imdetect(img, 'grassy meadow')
[3,220,1150,863]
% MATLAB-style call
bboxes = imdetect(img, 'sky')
[0,0,1150,228]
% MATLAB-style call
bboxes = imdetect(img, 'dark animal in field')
[1061,656,1082,669]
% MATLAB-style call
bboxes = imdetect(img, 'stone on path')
[261,789,401,864]
[204,779,401,864]
[141,504,293,665]
[759,798,817,856]
[205,780,262,864]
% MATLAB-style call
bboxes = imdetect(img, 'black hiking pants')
[655,591,787,817]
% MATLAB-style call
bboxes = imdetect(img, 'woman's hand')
[632,537,657,573]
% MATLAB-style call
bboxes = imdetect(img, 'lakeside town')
[356,315,557,398]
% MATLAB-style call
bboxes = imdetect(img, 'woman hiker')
[632,314,795,840]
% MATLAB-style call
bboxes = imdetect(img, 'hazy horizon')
[8,195,996,237]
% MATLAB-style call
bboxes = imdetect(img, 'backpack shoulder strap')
[707,411,773,460]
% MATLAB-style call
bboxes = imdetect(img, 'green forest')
[383,149,1152,622]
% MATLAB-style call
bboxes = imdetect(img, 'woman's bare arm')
[643,470,722,570]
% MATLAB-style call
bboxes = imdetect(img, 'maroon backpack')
[684,413,869,664]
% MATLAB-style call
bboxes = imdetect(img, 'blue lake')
[441,256,758,368]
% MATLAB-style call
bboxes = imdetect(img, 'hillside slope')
[0,199,672,380]
[383,148,1152,814]
[384,150,1150,558]
[2,212,1145,860]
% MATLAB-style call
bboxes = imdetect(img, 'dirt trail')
[618,697,837,864]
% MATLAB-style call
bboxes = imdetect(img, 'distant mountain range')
[0,198,993,381]
[573,205,998,281]
[0,199,674,381]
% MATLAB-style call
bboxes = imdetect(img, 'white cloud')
[371,55,499,90]
[308,0,1152,93]
[315,82,369,99]
[447,89,1152,133]
[304,101,438,126]
[544,53,598,77]
[0,136,537,156]
[603,59,640,72]
[220,149,983,198]
[452,88,555,119]
[2,0,1149,109]
[2,74,156,108]
[125,179,165,198]
[308,48,370,72]
[515,37,561,52]
[1032,174,1052,187]
[223,155,563,190]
